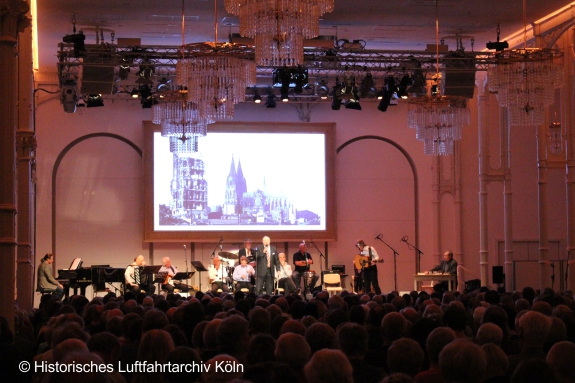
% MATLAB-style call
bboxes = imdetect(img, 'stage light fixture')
[316,79,329,99]
[139,84,156,108]
[377,89,391,112]
[265,93,276,108]
[359,72,377,98]
[331,84,342,110]
[253,89,262,103]
[407,69,427,97]
[60,79,78,113]
[86,94,104,108]
[397,74,412,99]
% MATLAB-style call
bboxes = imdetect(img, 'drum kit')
[218,250,238,288]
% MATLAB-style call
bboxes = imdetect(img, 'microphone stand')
[310,241,324,293]
[551,263,555,290]
[566,249,572,288]
[375,236,399,292]
[403,237,424,273]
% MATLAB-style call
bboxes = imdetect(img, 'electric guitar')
[354,254,384,271]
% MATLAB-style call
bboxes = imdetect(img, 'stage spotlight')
[331,84,342,110]
[316,79,329,99]
[359,73,377,98]
[139,84,156,108]
[253,89,262,103]
[345,99,361,110]
[377,89,391,112]
[265,93,276,108]
[86,94,104,108]
[397,74,412,99]
[60,79,78,113]
[407,69,427,97]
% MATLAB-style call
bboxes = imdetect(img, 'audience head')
[305,322,336,355]
[304,349,353,383]
[546,341,575,383]
[336,322,368,359]
[425,327,455,367]
[275,333,310,371]
[439,339,486,383]
[387,338,424,377]
[481,344,508,380]
[476,322,503,346]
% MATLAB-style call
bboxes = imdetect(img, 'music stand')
[174,272,195,280]
[191,261,208,292]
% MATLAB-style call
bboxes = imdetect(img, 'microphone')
[183,244,186,249]
[375,234,382,240]
[401,236,408,243]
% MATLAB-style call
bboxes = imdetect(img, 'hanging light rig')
[406,0,470,156]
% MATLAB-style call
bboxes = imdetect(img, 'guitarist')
[159,257,190,293]
[356,239,382,295]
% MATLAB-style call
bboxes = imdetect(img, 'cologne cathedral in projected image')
[159,155,320,226]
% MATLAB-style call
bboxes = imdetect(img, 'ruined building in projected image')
[163,154,209,224]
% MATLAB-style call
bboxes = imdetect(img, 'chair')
[323,273,342,296]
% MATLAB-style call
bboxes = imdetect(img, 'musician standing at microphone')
[292,242,318,293]
[255,236,277,295]
[356,239,382,295]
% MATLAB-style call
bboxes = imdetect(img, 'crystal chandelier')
[406,0,470,156]
[151,90,210,154]
[487,48,562,126]
[224,0,334,66]
[407,96,470,156]
[182,42,256,121]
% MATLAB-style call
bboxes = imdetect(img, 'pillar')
[0,0,31,330]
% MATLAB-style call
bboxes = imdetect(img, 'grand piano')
[57,258,125,298]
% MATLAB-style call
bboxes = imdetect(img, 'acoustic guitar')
[354,254,384,271]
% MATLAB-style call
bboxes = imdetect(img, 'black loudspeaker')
[81,51,115,95]
[441,52,476,99]
[465,279,481,291]
[492,266,505,284]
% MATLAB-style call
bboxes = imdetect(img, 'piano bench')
[36,288,56,295]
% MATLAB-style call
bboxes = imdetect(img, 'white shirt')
[277,263,293,279]
[208,264,228,283]
[360,246,379,261]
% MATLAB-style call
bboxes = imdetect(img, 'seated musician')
[424,250,458,292]
[276,253,298,294]
[37,253,64,299]
[232,256,254,292]
[208,255,229,293]
[124,255,155,295]
[159,257,190,293]
[292,242,318,292]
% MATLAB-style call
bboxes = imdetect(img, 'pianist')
[37,253,64,299]
[125,255,155,295]
[159,257,190,293]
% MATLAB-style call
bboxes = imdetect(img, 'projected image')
[153,131,326,231]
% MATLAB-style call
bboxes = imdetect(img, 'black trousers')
[256,268,274,295]
[235,281,254,292]
[362,265,381,294]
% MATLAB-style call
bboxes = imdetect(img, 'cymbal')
[218,251,238,259]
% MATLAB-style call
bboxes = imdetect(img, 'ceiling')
[36,0,573,73]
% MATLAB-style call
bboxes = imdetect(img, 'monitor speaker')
[492,266,504,284]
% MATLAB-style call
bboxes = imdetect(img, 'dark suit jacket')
[254,245,278,277]
[430,259,458,274]
[238,248,255,261]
